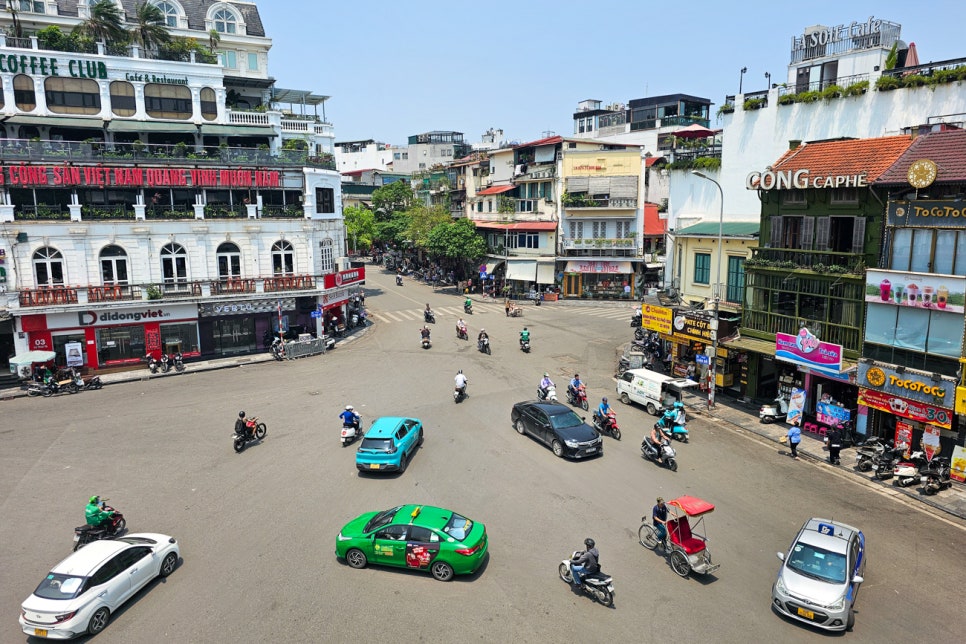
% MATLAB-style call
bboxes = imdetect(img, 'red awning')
[473,221,557,231]
[643,202,665,236]
[477,185,516,196]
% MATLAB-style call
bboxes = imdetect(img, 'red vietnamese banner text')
[322,267,366,290]
[0,165,280,188]
[857,387,952,429]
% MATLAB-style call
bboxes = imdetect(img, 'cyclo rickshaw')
[638,495,721,578]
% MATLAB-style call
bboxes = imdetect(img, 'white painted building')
[334,139,393,173]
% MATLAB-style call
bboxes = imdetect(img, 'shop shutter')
[610,176,638,198]
[815,217,830,250]
[567,177,589,193]
[588,176,610,195]
[769,216,782,247]
[800,217,815,249]
[851,217,866,254]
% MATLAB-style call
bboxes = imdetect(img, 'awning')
[564,260,633,274]
[484,260,504,274]
[201,124,277,137]
[536,262,556,285]
[107,120,199,133]
[477,184,516,196]
[506,260,537,281]
[5,115,104,129]
[722,335,777,356]
[9,350,57,365]
[473,220,557,231]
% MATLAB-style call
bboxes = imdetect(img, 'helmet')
[89,495,99,504]
[544,372,549,377]
[584,538,596,549]
[602,397,608,403]
[345,405,353,410]
[458,369,463,375]
[238,411,246,418]
[481,328,485,332]
[674,401,684,409]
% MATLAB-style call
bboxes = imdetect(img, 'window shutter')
[567,177,588,192]
[769,217,782,247]
[815,217,830,250]
[609,176,638,198]
[588,176,610,195]
[801,217,815,249]
[851,217,866,254]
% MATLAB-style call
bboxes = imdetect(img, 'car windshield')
[549,411,583,430]
[787,542,848,584]
[442,513,473,541]
[359,438,393,452]
[364,507,400,533]
[34,573,88,600]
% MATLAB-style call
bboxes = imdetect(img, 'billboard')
[640,304,672,335]
[775,328,843,372]
[865,269,965,314]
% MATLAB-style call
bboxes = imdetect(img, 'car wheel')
[159,552,178,577]
[638,524,658,550]
[646,403,657,415]
[346,548,368,569]
[87,607,110,635]
[515,419,526,435]
[431,561,454,581]
[670,550,691,577]
[417,429,424,446]
[399,453,408,472]
[558,562,573,583]
[620,393,630,404]
[255,423,267,440]
[846,608,855,631]
[551,440,564,458]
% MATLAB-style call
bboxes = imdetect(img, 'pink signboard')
[775,328,843,371]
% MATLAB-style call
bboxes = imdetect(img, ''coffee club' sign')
[0,165,281,189]
[746,168,868,191]
[776,328,843,371]
[858,362,953,409]
[0,53,106,79]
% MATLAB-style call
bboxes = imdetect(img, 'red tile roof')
[643,202,665,235]
[477,184,516,196]
[770,135,913,183]
[644,156,667,167]
[514,135,563,149]
[874,129,966,185]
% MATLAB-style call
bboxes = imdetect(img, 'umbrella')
[671,123,716,139]
[904,41,919,69]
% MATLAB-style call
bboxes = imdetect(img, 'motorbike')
[567,384,589,411]
[893,450,928,487]
[641,434,678,471]
[159,353,171,373]
[82,375,103,390]
[32,376,78,397]
[631,313,642,328]
[477,337,491,355]
[921,457,953,495]
[424,310,436,324]
[657,416,689,442]
[454,383,468,404]
[341,415,362,447]
[233,417,267,453]
[173,352,185,372]
[396,275,403,286]
[634,327,646,341]
[558,551,614,607]
[74,502,126,551]
[519,337,530,353]
[456,325,468,341]
[872,445,904,480]
[464,301,473,314]
[536,384,558,402]
[421,335,432,350]
[759,396,789,423]
[854,438,890,472]
[592,409,622,440]
[145,354,159,373]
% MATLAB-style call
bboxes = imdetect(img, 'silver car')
[772,518,866,632]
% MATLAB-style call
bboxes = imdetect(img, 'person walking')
[827,424,843,465]
[787,424,802,459]
[505,297,511,317]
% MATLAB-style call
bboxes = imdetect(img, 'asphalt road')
[2,266,964,643]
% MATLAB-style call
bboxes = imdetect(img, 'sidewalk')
[681,392,966,521]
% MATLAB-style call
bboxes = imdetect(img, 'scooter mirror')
[776,552,785,561]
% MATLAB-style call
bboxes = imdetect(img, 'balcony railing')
[0,33,218,64]
[562,238,637,250]
[227,111,271,126]
[778,73,870,97]
[747,247,868,274]
[203,205,248,219]
[742,310,861,354]
[145,205,194,220]
[263,275,317,292]
[81,205,135,221]
[563,197,638,209]
[15,205,70,221]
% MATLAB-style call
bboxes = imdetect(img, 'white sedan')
[20,533,180,639]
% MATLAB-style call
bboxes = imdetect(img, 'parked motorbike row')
[145,352,186,374]
[871,444,953,495]
[25,369,103,397]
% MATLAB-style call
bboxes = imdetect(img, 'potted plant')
[743,97,766,110]
[820,84,843,100]
[843,80,869,96]
[717,103,735,116]
[777,93,796,105]
[901,74,928,88]
[876,75,900,91]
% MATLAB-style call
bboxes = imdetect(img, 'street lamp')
[692,170,724,410]
[765,71,772,88]
[739,67,748,95]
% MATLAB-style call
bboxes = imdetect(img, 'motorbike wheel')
[581,399,589,411]
[595,587,614,607]
[670,550,691,578]
[42,387,53,397]
[485,344,491,355]
[761,416,774,424]
[233,438,246,453]
[923,481,937,495]
[857,460,872,472]
[873,469,890,480]
[255,423,267,440]
[113,518,126,535]
[666,458,678,472]
[68,383,80,394]
[638,524,658,550]
[176,363,185,372]
[558,563,573,583]
[161,364,170,373]
[612,428,621,441]
[27,387,40,397]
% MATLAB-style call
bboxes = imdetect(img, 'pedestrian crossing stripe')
[367,305,632,324]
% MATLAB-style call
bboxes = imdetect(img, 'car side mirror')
[776,552,785,561]
[852,575,863,584]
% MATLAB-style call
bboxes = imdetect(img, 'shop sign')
[566,261,627,274]
[0,52,107,78]
[865,269,964,314]
[955,386,966,415]
[857,388,952,429]
[858,362,952,409]
[64,342,84,367]
[895,420,914,454]
[775,328,842,372]
[640,304,672,334]
[791,17,885,55]
[322,267,366,290]
[746,168,867,191]
[950,445,966,483]
[0,165,281,189]
[45,304,198,330]
[887,200,966,227]
[322,288,349,306]
[198,299,295,317]
[671,311,712,343]
[922,425,942,461]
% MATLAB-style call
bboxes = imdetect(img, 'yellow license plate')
[370,464,380,469]
[34,629,48,637]
[796,607,815,620]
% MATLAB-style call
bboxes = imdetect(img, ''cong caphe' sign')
[746,169,868,191]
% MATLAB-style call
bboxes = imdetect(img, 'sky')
[259,0,965,147]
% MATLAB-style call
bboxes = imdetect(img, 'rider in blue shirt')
[598,396,611,417]
[339,405,360,429]
[568,373,583,399]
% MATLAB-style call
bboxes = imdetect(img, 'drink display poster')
[866,269,965,314]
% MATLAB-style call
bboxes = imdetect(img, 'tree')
[374,211,412,247]
[5,1,23,39]
[129,2,171,53]
[372,181,414,221]
[405,203,452,250]
[74,0,127,45]
[425,219,488,277]
[208,28,221,52]
[343,205,376,251]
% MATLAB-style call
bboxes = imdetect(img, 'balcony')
[562,238,637,251]
[562,196,638,210]
[280,119,335,137]
[0,33,218,65]
[742,310,861,354]
[746,248,868,275]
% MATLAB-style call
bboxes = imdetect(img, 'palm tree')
[129,2,171,53]
[74,0,127,45]
[207,28,221,52]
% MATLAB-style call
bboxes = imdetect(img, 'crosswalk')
[367,304,633,324]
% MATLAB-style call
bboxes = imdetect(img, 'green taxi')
[336,505,488,581]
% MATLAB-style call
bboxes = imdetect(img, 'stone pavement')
[680,391,966,521]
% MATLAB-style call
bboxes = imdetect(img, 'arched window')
[160,243,187,284]
[216,242,241,279]
[100,245,129,284]
[33,247,64,286]
[155,1,180,27]
[319,239,334,274]
[212,7,237,34]
[200,87,217,121]
[271,240,294,276]
[14,75,36,111]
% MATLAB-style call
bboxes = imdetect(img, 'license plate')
[370,464,380,470]
[797,607,815,620]
[585,447,597,454]
[34,629,47,637]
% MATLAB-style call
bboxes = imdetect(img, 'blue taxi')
[355,417,423,473]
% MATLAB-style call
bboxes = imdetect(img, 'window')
[569,221,583,239]
[33,247,64,286]
[160,322,199,354]
[726,255,745,303]
[247,52,259,71]
[200,87,217,121]
[96,325,145,363]
[45,77,101,115]
[694,253,711,284]
[506,233,538,249]
[782,190,805,205]
[156,1,179,27]
[110,81,136,117]
[100,245,129,285]
[216,242,241,279]
[160,243,187,284]
[14,74,36,111]
[15,1,45,13]
[217,50,237,68]
[319,239,334,274]
[616,221,631,238]
[144,84,192,119]
[272,240,294,275]
[316,187,334,214]
[213,7,238,33]
[830,188,858,204]
[408,526,439,543]
[592,221,607,239]
[374,525,408,541]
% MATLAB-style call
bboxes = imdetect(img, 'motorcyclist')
[455,370,468,393]
[519,326,530,347]
[424,303,434,322]
[671,401,686,427]
[596,397,614,431]
[568,373,583,400]
[85,495,114,528]
[456,317,467,337]
[420,326,431,341]
[339,405,360,429]
[571,538,600,587]
[539,373,554,399]
[396,272,403,285]
[649,421,670,463]
[464,297,473,311]
[477,328,488,348]
[235,411,255,439]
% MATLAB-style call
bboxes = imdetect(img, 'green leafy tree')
[208,28,221,52]
[157,36,216,63]
[343,205,376,251]
[425,219,488,278]
[405,203,451,250]
[884,42,899,70]
[374,211,412,247]
[74,0,128,45]
[372,180,415,221]
[129,2,171,52]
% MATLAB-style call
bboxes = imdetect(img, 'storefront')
[320,267,366,334]
[198,298,298,355]
[562,260,636,298]
[858,361,959,458]
[666,310,738,390]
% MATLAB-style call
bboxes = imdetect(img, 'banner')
[865,269,965,314]
[816,401,850,426]
[858,388,953,429]
[950,445,966,483]
[64,342,84,367]
[641,304,672,335]
[922,425,942,461]
[787,388,806,427]
[895,420,914,454]
[776,328,842,372]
